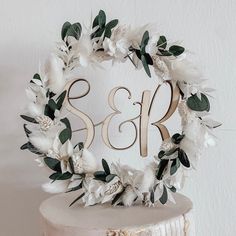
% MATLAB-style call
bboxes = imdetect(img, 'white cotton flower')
[72,149,97,174]
[29,134,53,153]
[121,185,137,207]
[45,54,65,94]
[42,180,70,194]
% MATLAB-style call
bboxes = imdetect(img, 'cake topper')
[20,10,221,207]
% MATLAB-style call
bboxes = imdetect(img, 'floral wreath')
[20,10,221,207]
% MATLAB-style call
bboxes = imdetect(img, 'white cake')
[40,193,195,236]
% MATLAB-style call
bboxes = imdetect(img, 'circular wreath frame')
[20,10,221,207]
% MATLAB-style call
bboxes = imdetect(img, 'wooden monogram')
[64,78,180,157]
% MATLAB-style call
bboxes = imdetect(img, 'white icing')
[40,193,195,236]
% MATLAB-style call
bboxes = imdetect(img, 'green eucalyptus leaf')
[178,149,190,168]
[66,182,83,193]
[170,158,180,175]
[156,159,169,180]
[44,104,55,120]
[171,133,185,144]
[98,10,106,28]
[56,90,66,110]
[168,186,177,193]
[144,53,153,65]
[150,190,155,203]
[60,118,71,130]
[141,54,151,78]
[44,157,61,172]
[169,45,185,56]
[61,22,71,40]
[20,142,42,155]
[92,15,99,28]
[94,171,107,181]
[23,124,31,137]
[49,171,72,181]
[69,192,85,207]
[106,174,116,182]
[102,159,110,175]
[158,150,165,159]
[48,99,57,112]
[66,23,82,40]
[104,28,112,38]
[20,115,38,123]
[158,48,172,56]
[187,93,210,112]
[159,185,168,204]
[33,73,41,81]
[141,31,149,50]
[59,128,72,144]
[106,19,118,30]
[157,35,167,49]
[112,189,125,205]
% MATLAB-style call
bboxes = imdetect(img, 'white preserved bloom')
[72,148,97,174]
[36,115,54,131]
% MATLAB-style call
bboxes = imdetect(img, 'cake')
[40,193,195,236]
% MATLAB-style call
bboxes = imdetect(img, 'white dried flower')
[72,149,97,174]
[36,115,54,131]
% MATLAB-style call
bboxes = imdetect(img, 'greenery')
[187,93,210,112]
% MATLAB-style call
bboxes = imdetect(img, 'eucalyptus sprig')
[156,35,185,57]
[91,10,118,40]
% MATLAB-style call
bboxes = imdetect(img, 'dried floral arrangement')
[20,10,221,207]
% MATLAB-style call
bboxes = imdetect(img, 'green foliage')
[156,159,169,180]
[69,192,85,207]
[157,36,167,49]
[171,133,185,144]
[56,90,66,110]
[91,10,118,40]
[49,171,72,181]
[20,115,38,123]
[23,124,31,137]
[170,158,180,175]
[59,128,72,144]
[156,35,185,57]
[60,118,71,130]
[61,22,82,40]
[134,31,153,78]
[187,93,210,112]
[44,157,61,172]
[20,142,42,155]
[178,149,190,168]
[159,185,168,204]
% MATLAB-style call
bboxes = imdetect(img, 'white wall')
[0,0,235,235]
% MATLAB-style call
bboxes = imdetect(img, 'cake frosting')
[40,193,195,236]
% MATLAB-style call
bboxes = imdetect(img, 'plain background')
[0,0,236,235]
